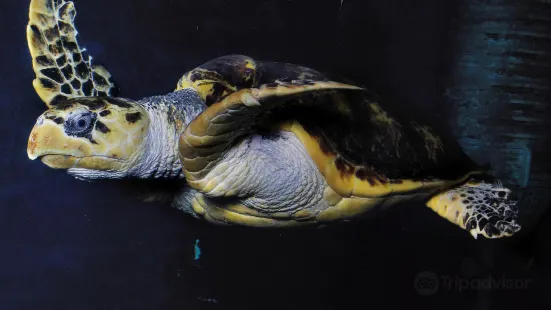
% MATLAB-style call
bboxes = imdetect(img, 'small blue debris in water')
[194,239,201,261]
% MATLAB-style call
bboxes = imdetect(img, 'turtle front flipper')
[27,0,118,107]
[175,55,330,107]
[176,55,260,106]
[177,80,363,225]
[426,177,521,239]
[179,80,363,187]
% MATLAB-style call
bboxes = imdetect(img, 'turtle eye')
[65,112,96,137]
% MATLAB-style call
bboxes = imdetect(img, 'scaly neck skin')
[126,89,206,179]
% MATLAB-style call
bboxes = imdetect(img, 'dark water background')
[1,0,550,309]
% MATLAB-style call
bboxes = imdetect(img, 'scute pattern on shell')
[266,90,480,182]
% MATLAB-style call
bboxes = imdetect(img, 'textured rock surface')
[445,0,551,229]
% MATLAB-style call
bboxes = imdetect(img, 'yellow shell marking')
[190,193,311,227]
[280,121,471,198]
[411,121,445,162]
[368,102,402,146]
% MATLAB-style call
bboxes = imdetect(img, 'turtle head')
[27,97,150,179]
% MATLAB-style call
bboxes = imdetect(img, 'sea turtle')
[26,0,521,239]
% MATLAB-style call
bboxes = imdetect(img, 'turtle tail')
[426,176,521,239]
[27,0,118,107]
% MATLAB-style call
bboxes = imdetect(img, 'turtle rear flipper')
[27,0,118,107]
[427,178,521,239]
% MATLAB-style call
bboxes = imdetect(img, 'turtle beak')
[27,119,90,168]
[28,120,62,160]
[27,116,125,171]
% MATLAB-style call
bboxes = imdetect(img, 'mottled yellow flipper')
[176,55,259,106]
[426,178,521,239]
[27,0,117,107]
